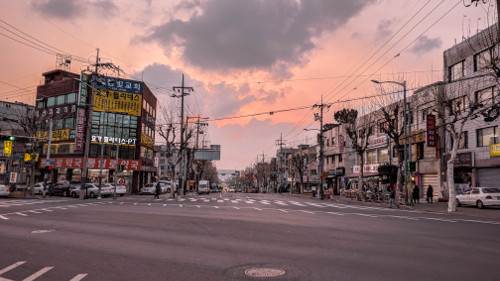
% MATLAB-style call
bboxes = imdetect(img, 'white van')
[198,180,210,194]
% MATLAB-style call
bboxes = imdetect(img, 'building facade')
[35,69,157,193]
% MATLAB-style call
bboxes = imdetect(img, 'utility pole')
[275,133,286,192]
[172,74,193,195]
[80,48,99,199]
[313,95,329,199]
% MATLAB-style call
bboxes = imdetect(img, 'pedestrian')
[427,185,434,204]
[413,184,420,204]
[154,183,161,199]
[388,186,399,208]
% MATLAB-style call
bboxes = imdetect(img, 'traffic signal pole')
[43,119,53,197]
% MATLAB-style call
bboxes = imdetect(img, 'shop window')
[367,150,376,164]
[476,126,498,147]
[378,148,388,163]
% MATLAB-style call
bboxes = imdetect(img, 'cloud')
[409,35,442,55]
[140,0,375,75]
[376,19,393,40]
[32,0,118,20]
[32,0,84,20]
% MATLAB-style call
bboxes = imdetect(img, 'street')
[1,193,499,281]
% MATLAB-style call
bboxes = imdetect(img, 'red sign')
[75,108,86,150]
[426,114,436,147]
[39,157,141,170]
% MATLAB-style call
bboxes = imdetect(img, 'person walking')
[413,184,420,204]
[427,185,434,204]
[388,185,399,208]
[154,183,161,199]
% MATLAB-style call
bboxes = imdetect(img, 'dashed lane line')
[0,261,26,275]
[69,273,88,281]
[23,266,54,281]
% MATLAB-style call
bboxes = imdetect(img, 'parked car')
[456,187,500,209]
[69,182,88,198]
[139,183,156,195]
[34,182,46,195]
[51,180,71,197]
[157,181,173,193]
[0,184,10,197]
[103,183,126,197]
[85,183,114,198]
[198,180,210,194]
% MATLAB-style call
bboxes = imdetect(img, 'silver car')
[139,183,156,195]
[103,183,126,196]
[0,184,10,197]
[85,183,114,198]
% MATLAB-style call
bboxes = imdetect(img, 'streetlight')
[371,79,409,204]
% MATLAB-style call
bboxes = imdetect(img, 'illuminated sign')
[77,72,89,107]
[38,157,141,170]
[93,89,142,116]
[94,76,142,94]
[426,114,436,147]
[4,141,12,156]
[36,129,73,142]
[75,108,86,150]
[91,135,137,145]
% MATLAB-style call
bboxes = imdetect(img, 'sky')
[0,0,494,170]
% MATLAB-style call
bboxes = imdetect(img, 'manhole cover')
[245,268,286,278]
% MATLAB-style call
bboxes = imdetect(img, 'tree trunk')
[447,159,457,212]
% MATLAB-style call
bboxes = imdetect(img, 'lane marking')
[70,274,89,281]
[277,209,288,213]
[15,212,28,217]
[233,207,240,210]
[0,215,9,220]
[327,212,344,216]
[298,210,314,214]
[254,208,263,211]
[0,261,26,275]
[23,266,53,281]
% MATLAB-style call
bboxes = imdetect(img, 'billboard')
[92,76,143,116]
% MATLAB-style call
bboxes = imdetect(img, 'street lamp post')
[371,79,409,204]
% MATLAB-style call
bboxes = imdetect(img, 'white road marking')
[277,209,288,213]
[31,229,55,234]
[15,212,28,216]
[28,210,41,214]
[69,273,88,281]
[245,201,254,204]
[299,210,314,214]
[0,261,26,275]
[23,266,53,281]
[217,200,224,203]
[163,204,167,207]
[326,211,344,216]
[233,207,240,210]
[254,208,263,211]
[0,215,9,220]
[179,205,183,207]
[214,206,219,209]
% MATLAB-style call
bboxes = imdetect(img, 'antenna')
[56,53,72,71]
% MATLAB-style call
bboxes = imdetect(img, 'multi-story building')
[442,24,500,189]
[0,101,35,185]
[35,69,157,193]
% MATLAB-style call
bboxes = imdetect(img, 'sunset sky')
[0,0,493,170]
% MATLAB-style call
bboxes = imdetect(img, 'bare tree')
[334,107,374,199]
[156,106,194,197]
[289,146,315,194]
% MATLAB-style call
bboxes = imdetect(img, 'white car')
[34,182,45,195]
[103,183,126,197]
[456,187,500,209]
[139,183,156,195]
[85,183,114,198]
[0,184,10,197]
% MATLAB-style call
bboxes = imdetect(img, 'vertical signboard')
[339,135,344,153]
[426,114,436,147]
[77,72,89,107]
[75,108,86,150]
[4,140,12,156]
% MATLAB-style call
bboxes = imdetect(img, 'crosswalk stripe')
[0,261,26,275]
[70,274,88,281]
[15,212,28,217]
[23,266,53,281]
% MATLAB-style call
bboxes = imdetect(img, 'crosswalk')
[0,261,87,281]
[0,202,109,220]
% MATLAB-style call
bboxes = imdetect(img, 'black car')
[50,180,71,197]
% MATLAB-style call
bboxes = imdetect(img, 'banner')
[75,108,86,150]
[77,72,89,107]
[36,129,72,142]
[426,114,436,147]
[38,157,141,170]
[93,89,142,116]
[490,144,500,157]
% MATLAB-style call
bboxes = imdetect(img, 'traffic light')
[118,164,124,172]
[9,136,15,141]
[407,162,416,172]
[47,166,53,171]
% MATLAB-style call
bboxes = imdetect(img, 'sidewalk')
[280,192,500,220]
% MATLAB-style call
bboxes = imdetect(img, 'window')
[449,61,465,82]
[331,137,335,145]
[416,143,424,159]
[47,97,56,107]
[338,154,343,162]
[475,87,495,107]
[451,131,468,149]
[36,100,46,109]
[67,92,77,104]
[378,148,388,163]
[367,150,376,164]
[477,126,498,147]
[450,96,468,114]
[474,48,492,71]
[64,118,75,129]
[326,139,330,146]
[54,119,63,130]
[56,95,65,105]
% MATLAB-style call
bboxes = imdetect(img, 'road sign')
[4,140,12,156]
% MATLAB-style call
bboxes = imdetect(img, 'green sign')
[78,72,89,107]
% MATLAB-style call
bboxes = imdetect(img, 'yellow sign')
[24,153,39,162]
[490,144,500,157]
[93,89,142,116]
[4,140,12,155]
[399,129,425,145]
[141,133,154,148]
[36,129,71,142]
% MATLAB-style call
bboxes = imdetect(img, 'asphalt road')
[1,193,499,281]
